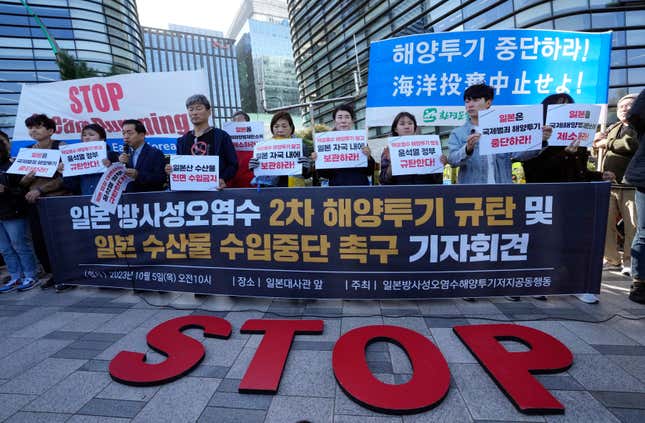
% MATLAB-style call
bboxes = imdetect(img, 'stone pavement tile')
[367,361,394,374]
[334,373,397,417]
[132,377,219,423]
[451,363,544,421]
[592,345,645,355]
[216,378,240,393]
[0,393,37,421]
[200,338,246,367]
[207,391,273,409]
[607,318,645,346]
[198,407,265,423]
[343,300,382,315]
[265,395,333,423]
[402,387,474,422]
[12,312,85,339]
[418,299,463,315]
[303,306,343,317]
[455,299,502,315]
[0,339,72,379]
[431,327,477,364]
[341,316,384,334]
[0,358,86,395]
[0,337,36,359]
[230,296,272,312]
[388,342,412,374]
[225,346,257,379]
[466,314,511,325]
[606,355,645,385]
[425,316,470,328]
[624,308,645,316]
[335,416,402,423]
[568,354,645,392]
[188,364,229,378]
[4,411,71,422]
[519,321,599,354]
[93,309,158,334]
[608,408,645,423]
[0,307,60,335]
[560,321,639,346]
[545,391,620,422]
[42,331,86,340]
[60,313,116,333]
[299,318,340,343]
[67,416,131,423]
[77,398,145,418]
[96,381,160,402]
[383,316,431,337]
[81,333,124,343]
[590,391,645,409]
[23,371,111,413]
[95,325,161,361]
[51,348,104,360]
[63,306,131,315]
[292,340,336,351]
[277,350,335,397]
[535,375,585,391]
[80,360,110,373]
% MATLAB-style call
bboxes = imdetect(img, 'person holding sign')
[166,95,238,189]
[61,124,119,195]
[227,110,255,188]
[248,111,311,187]
[379,112,447,185]
[312,104,375,186]
[447,84,540,184]
[119,119,166,193]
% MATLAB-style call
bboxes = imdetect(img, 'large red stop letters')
[109,315,231,386]
[453,323,573,414]
[333,325,450,414]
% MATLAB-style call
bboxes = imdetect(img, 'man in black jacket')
[119,119,166,193]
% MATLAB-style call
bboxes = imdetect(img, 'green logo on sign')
[423,108,437,123]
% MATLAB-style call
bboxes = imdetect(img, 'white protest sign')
[169,155,219,191]
[59,141,108,177]
[7,148,61,177]
[91,163,132,214]
[546,103,601,147]
[388,135,444,176]
[478,105,543,155]
[222,121,264,152]
[253,138,302,176]
[314,130,368,169]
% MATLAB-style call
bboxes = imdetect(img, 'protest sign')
[314,130,368,169]
[222,121,265,152]
[388,135,444,176]
[12,70,209,155]
[366,30,612,127]
[169,155,220,191]
[545,103,601,147]
[478,105,543,155]
[60,141,108,177]
[91,164,132,214]
[253,139,303,176]
[7,148,61,177]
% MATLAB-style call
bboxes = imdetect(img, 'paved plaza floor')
[1,267,644,423]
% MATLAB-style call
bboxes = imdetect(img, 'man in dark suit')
[119,119,166,192]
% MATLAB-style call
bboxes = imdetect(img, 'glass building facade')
[0,0,146,137]
[287,0,645,130]
[143,26,241,128]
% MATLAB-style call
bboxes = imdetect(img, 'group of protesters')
[1,84,644,304]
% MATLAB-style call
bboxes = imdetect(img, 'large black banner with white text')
[39,183,609,299]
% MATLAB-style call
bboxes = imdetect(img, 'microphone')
[123,144,131,155]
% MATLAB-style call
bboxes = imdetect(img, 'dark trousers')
[27,204,51,274]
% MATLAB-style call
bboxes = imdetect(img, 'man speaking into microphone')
[119,119,166,193]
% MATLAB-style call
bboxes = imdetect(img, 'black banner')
[39,183,609,299]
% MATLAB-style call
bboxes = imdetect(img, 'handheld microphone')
[123,144,131,155]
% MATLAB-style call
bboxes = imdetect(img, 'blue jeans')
[0,217,38,280]
[631,190,645,280]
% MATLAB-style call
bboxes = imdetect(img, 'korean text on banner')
[222,121,265,152]
[314,130,368,169]
[478,105,543,156]
[253,138,303,176]
[366,29,612,127]
[170,155,220,191]
[546,104,601,147]
[60,141,108,177]
[7,148,61,177]
[389,135,444,176]
[91,163,132,214]
[12,69,210,155]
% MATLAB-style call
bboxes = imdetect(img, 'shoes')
[506,296,521,301]
[40,277,55,289]
[533,296,548,301]
[17,278,39,291]
[602,261,621,271]
[54,284,73,293]
[622,266,632,276]
[575,293,599,304]
[629,280,645,304]
[0,279,19,293]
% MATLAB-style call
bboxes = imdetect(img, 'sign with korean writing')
[366,30,612,127]
[169,155,219,191]
[314,130,368,169]
[253,138,302,176]
[12,69,210,155]
[388,135,443,176]
[7,148,61,177]
[222,121,265,152]
[39,182,609,299]
[60,141,108,177]
[478,105,543,155]
[545,103,601,147]
[91,164,132,214]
